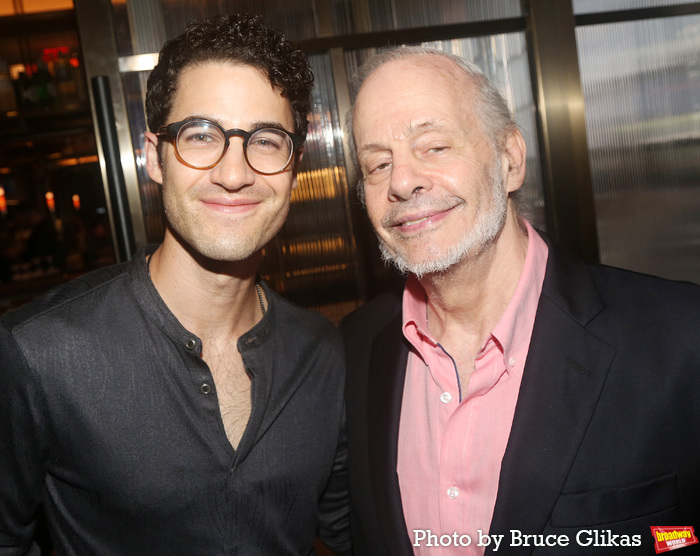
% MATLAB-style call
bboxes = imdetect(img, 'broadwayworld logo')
[651,526,699,553]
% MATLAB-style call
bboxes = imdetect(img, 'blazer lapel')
[367,313,414,555]
[489,238,617,552]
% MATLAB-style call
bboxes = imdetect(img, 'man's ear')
[502,129,527,193]
[144,131,164,185]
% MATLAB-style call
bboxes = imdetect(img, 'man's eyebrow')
[411,120,444,133]
[250,121,291,132]
[357,120,447,156]
[179,116,291,133]
[357,142,387,157]
[179,114,213,123]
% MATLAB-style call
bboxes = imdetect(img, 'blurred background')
[1,0,699,321]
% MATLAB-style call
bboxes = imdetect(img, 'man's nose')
[387,153,432,201]
[209,139,256,190]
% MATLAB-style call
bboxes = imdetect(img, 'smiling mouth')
[397,215,433,227]
[200,198,263,215]
[203,197,260,205]
[388,203,461,231]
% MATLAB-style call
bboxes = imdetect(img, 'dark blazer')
[341,233,700,555]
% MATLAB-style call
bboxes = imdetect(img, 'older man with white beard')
[341,46,700,556]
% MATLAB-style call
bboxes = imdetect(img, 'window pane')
[111,0,523,56]
[258,52,363,320]
[111,0,321,56]
[334,0,521,34]
[573,0,700,14]
[576,15,700,283]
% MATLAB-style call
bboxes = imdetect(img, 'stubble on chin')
[164,196,290,264]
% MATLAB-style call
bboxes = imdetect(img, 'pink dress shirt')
[397,221,549,555]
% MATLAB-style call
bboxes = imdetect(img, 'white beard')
[378,156,507,279]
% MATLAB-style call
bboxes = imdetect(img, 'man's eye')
[363,157,392,175]
[183,132,218,144]
[370,162,391,173]
[420,144,450,156]
[250,137,283,150]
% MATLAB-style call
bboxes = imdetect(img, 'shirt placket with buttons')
[423,337,465,555]
[437,335,510,555]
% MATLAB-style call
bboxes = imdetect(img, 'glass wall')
[576,14,700,282]
[110,0,522,54]
[330,0,521,34]
[258,52,362,318]
[573,0,700,14]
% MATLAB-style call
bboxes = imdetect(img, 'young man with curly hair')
[0,14,350,555]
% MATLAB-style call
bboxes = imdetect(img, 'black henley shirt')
[0,245,350,555]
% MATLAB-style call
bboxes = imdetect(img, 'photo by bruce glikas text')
[412,529,642,550]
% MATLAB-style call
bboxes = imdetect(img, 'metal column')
[525,0,600,262]
[73,0,146,259]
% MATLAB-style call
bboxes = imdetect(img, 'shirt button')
[440,392,452,404]
[200,383,211,395]
[186,338,197,350]
[509,357,516,367]
[447,486,459,499]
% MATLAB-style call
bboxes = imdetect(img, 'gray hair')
[346,46,520,204]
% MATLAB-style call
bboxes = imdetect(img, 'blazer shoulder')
[539,233,700,329]
[590,267,700,356]
[588,263,700,316]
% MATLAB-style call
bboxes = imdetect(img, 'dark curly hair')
[146,14,313,141]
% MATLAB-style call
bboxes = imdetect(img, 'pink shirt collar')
[402,219,549,375]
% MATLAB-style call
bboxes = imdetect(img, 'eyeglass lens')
[176,120,294,173]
